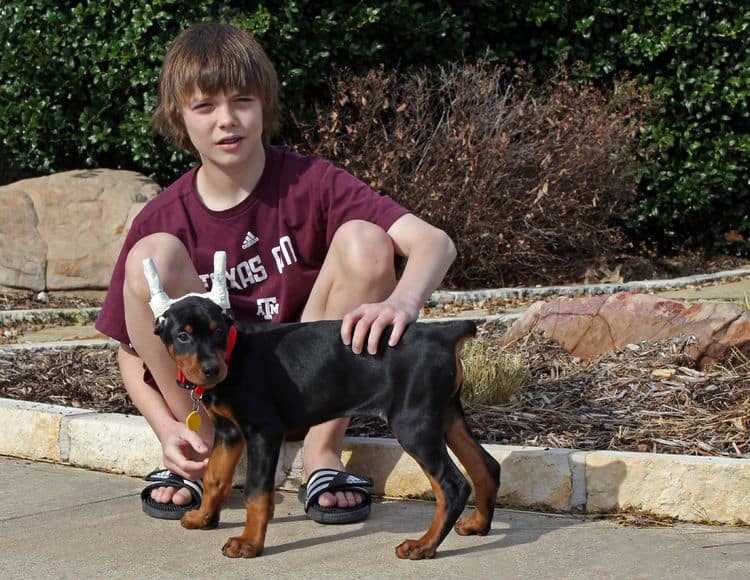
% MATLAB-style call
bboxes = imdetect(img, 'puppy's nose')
[202,361,220,378]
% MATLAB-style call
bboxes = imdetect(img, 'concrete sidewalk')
[2,457,747,579]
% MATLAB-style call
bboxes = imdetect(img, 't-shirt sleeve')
[315,161,410,247]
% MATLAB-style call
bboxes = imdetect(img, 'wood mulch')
[347,323,750,458]
[1,347,133,414]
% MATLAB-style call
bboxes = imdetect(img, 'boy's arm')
[341,213,456,355]
[117,344,209,480]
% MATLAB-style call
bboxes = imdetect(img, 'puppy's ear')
[153,316,167,336]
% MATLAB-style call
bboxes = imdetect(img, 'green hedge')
[511,1,750,254]
[0,1,511,184]
[1,1,748,256]
[620,2,750,255]
[0,1,196,180]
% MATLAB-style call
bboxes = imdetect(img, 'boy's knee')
[123,233,191,298]
[331,220,395,280]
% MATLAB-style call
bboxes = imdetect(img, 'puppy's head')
[154,296,234,388]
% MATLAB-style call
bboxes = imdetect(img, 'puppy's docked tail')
[143,251,231,318]
[436,319,477,395]
[438,319,478,344]
[432,318,477,360]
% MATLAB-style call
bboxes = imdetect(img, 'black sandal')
[140,469,203,520]
[298,468,373,524]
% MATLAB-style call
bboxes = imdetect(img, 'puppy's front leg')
[222,428,283,558]
[182,414,245,530]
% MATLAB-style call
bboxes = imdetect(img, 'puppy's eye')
[214,328,226,340]
[177,332,191,343]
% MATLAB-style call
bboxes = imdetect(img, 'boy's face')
[182,88,265,170]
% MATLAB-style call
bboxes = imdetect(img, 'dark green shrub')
[505,1,750,255]
[0,1,199,182]
[0,1,511,184]
[620,4,750,255]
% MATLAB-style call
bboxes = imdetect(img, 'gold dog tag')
[186,410,202,432]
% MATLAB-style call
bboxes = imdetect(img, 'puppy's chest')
[203,383,284,431]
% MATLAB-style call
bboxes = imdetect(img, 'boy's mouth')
[217,136,243,146]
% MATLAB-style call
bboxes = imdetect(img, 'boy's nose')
[217,104,237,128]
[218,112,236,128]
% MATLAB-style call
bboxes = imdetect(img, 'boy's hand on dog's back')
[342,299,419,355]
[162,421,210,481]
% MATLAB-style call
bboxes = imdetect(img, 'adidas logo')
[241,231,259,250]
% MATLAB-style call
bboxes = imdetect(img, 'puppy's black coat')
[156,296,501,560]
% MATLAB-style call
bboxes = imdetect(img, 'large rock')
[0,192,45,290]
[0,170,160,290]
[501,291,750,368]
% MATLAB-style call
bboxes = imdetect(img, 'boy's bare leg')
[300,220,398,509]
[121,233,214,506]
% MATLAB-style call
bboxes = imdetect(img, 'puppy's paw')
[395,539,437,560]
[222,536,263,558]
[181,509,218,530]
[454,513,491,536]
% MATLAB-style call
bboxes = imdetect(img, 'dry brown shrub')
[461,337,530,406]
[295,62,648,288]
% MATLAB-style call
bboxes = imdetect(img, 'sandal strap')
[304,468,373,511]
[141,468,203,504]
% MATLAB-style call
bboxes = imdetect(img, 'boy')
[96,22,456,524]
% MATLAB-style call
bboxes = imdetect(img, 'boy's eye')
[233,95,256,104]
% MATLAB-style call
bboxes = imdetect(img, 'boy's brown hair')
[151,22,279,151]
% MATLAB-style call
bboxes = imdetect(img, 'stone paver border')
[432,267,750,302]
[3,265,749,326]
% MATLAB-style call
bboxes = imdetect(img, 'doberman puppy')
[154,295,501,560]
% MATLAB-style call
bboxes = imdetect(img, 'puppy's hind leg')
[391,418,471,560]
[444,398,500,536]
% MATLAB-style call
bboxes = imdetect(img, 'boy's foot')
[304,453,367,509]
[298,468,373,524]
[150,485,193,505]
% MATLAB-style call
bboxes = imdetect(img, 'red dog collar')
[176,324,238,392]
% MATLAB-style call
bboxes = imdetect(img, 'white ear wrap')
[208,251,231,312]
[142,251,231,319]
[143,257,173,319]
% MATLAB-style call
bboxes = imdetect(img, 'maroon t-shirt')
[96,145,409,346]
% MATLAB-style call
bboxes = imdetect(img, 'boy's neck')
[195,147,267,211]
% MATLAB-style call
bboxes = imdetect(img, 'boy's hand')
[161,420,210,481]
[341,300,419,355]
